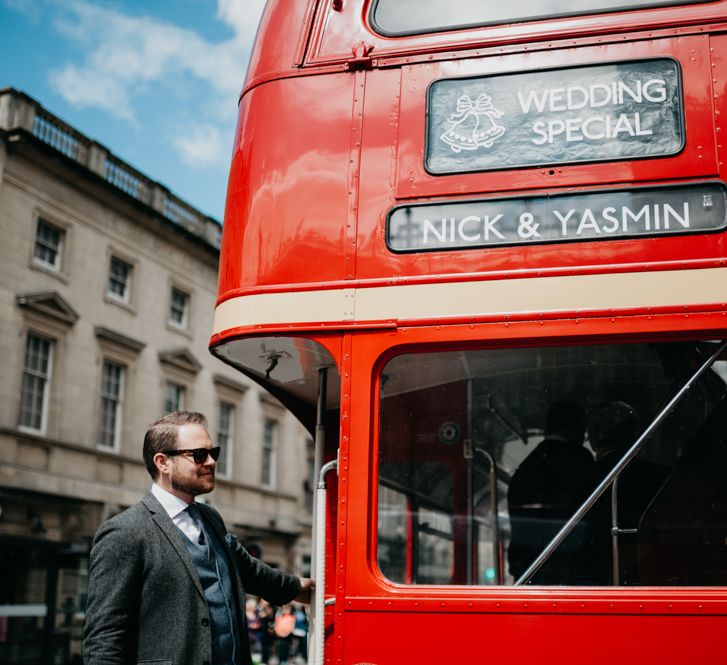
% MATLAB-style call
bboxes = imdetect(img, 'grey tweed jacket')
[83,491,301,665]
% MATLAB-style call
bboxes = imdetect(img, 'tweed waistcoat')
[180,512,241,665]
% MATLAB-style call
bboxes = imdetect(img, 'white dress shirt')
[150,483,203,545]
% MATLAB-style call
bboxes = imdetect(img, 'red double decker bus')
[211,1,727,662]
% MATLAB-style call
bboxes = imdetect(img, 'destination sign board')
[386,183,727,253]
[426,59,683,174]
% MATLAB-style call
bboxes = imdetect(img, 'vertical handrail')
[475,448,502,585]
[611,476,621,585]
[308,368,328,664]
[310,368,328,581]
[515,340,727,586]
[311,458,338,665]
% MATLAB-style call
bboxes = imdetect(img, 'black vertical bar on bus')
[314,367,327,480]
[311,367,328,565]
[466,378,473,585]
[515,339,727,586]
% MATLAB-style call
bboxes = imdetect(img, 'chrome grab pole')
[475,447,502,585]
[515,340,727,586]
[311,457,338,665]
[308,367,328,665]
[611,476,621,586]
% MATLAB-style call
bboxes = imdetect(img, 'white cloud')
[172,123,229,167]
[42,0,266,164]
[52,63,134,119]
[217,0,266,44]
[3,0,41,20]
[50,2,230,115]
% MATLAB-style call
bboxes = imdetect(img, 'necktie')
[186,503,207,548]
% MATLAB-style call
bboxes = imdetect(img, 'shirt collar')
[151,482,191,520]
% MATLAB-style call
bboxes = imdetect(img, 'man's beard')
[172,473,214,497]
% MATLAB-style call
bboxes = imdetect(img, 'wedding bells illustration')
[440,92,506,153]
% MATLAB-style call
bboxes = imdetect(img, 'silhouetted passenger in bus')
[507,400,597,585]
[589,401,673,585]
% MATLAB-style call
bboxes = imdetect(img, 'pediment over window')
[213,373,248,394]
[158,347,202,374]
[95,326,146,353]
[16,291,79,326]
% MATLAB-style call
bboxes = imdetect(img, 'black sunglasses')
[163,446,221,464]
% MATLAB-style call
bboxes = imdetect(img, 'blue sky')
[0,0,266,220]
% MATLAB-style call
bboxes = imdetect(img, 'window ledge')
[166,321,192,339]
[104,293,136,314]
[29,259,68,283]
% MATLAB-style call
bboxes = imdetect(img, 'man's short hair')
[143,411,208,478]
[544,399,586,444]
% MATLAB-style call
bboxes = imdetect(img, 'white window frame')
[106,256,133,304]
[18,333,54,434]
[217,401,235,478]
[33,219,64,271]
[261,417,278,489]
[98,359,125,450]
[168,287,189,329]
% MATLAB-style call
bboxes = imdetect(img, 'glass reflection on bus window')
[370,0,718,36]
[376,340,727,586]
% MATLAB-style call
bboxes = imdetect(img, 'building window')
[107,257,132,303]
[19,333,54,432]
[164,382,185,413]
[261,418,277,488]
[98,360,124,449]
[33,219,64,270]
[169,287,189,329]
[217,401,234,477]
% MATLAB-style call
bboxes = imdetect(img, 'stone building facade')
[0,88,313,664]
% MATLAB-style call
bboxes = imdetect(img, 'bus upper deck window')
[369,0,717,37]
[376,340,727,586]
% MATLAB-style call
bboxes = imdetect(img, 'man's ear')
[153,452,170,476]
